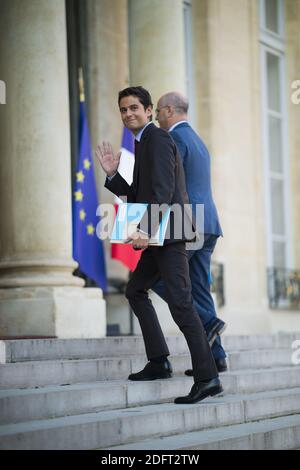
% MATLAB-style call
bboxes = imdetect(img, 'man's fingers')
[98,142,105,155]
[99,141,116,160]
[95,146,103,163]
[103,141,113,156]
[108,142,119,162]
[95,142,115,163]
[133,243,147,250]
[107,142,114,154]
[102,141,109,154]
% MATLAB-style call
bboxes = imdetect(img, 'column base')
[0,286,106,338]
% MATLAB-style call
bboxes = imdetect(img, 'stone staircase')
[0,332,300,450]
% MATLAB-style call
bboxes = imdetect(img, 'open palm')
[95,141,121,177]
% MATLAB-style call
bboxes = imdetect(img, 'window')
[265,0,280,34]
[260,0,292,269]
[260,0,284,38]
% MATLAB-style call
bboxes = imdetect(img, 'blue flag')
[72,101,107,292]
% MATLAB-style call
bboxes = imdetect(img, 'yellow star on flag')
[76,171,85,183]
[79,209,86,221]
[87,223,95,235]
[74,189,83,201]
[84,159,91,170]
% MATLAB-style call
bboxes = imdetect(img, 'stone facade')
[0,0,299,338]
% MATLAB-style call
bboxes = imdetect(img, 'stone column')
[0,0,105,338]
[286,0,300,268]
[86,0,130,280]
[129,0,186,105]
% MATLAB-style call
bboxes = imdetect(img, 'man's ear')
[167,106,173,117]
[146,106,153,121]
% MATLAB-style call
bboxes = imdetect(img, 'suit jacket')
[105,122,196,244]
[170,122,223,237]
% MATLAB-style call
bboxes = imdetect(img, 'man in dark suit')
[96,86,222,404]
[154,91,227,375]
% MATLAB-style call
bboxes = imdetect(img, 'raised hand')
[95,141,121,177]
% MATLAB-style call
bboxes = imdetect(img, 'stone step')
[1,370,300,425]
[107,414,300,450]
[0,348,297,390]
[1,332,299,363]
[1,388,300,449]
[227,347,294,370]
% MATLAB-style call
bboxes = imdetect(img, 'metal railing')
[267,267,300,310]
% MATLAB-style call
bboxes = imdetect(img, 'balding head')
[156,92,189,130]
[159,92,189,114]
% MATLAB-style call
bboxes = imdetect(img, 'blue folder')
[110,203,171,246]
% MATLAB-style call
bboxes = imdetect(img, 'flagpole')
[74,66,87,286]
[78,67,85,103]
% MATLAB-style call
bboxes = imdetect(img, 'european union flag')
[72,100,107,292]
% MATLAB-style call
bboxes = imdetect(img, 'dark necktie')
[134,139,140,156]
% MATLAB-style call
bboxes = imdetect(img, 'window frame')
[259,0,285,40]
[260,32,293,269]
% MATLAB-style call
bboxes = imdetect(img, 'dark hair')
[118,86,153,110]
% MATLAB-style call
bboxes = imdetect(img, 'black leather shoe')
[174,377,223,404]
[185,357,228,376]
[207,318,227,347]
[128,359,173,381]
